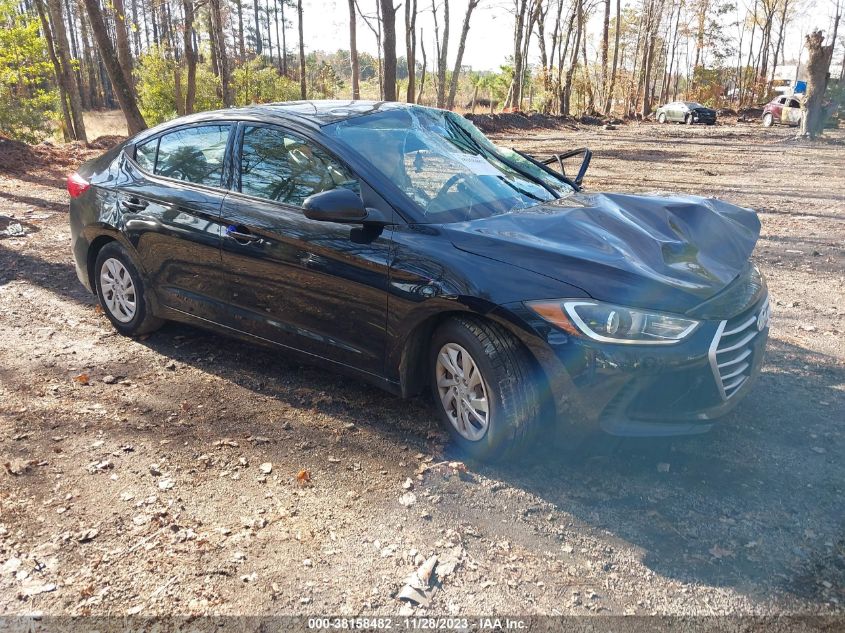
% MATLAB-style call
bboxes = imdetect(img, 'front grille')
[708,296,769,400]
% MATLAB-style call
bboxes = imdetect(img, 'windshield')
[324,107,573,223]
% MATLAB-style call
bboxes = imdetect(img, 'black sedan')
[69,101,769,460]
[655,101,717,125]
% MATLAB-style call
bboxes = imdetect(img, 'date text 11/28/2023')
[306,617,527,629]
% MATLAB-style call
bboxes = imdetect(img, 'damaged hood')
[445,192,761,314]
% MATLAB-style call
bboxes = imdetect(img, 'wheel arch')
[396,306,555,417]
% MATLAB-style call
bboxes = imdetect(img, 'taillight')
[67,173,90,198]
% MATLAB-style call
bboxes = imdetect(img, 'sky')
[297,0,844,74]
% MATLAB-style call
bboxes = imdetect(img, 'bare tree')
[447,0,480,109]
[298,0,306,98]
[210,0,233,106]
[83,0,146,133]
[34,0,74,141]
[380,0,399,100]
[45,0,87,141]
[183,0,197,113]
[348,0,360,98]
[433,0,450,107]
[112,0,133,86]
[604,0,620,113]
[405,0,418,102]
[801,8,840,137]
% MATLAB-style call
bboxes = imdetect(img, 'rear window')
[135,125,231,188]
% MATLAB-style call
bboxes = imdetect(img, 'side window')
[154,125,231,187]
[239,125,359,207]
[135,139,157,171]
[788,99,801,108]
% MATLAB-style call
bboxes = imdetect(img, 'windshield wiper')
[444,115,560,198]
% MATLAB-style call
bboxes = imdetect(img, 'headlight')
[526,299,700,345]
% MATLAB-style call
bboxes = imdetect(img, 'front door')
[218,123,393,376]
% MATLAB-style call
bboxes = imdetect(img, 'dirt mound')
[464,112,580,134]
[0,135,111,187]
[88,134,126,150]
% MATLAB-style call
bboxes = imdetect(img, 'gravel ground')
[0,121,843,619]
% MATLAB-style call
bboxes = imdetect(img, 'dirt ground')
[0,119,843,619]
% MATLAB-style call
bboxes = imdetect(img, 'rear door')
[122,123,234,322]
[217,122,393,376]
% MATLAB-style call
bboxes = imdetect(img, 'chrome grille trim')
[709,296,769,400]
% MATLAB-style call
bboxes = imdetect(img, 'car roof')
[133,100,417,143]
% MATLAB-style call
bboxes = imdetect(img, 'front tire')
[430,316,542,461]
[762,112,774,127]
[94,242,163,336]
[657,112,666,124]
[685,114,694,125]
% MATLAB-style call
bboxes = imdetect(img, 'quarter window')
[239,126,359,207]
[135,139,157,171]
[153,125,231,187]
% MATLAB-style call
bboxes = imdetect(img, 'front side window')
[153,125,231,187]
[239,126,359,207]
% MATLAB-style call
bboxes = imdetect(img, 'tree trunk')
[417,30,427,103]
[112,0,134,87]
[274,0,282,71]
[506,0,528,110]
[47,0,87,141]
[801,29,835,138]
[83,0,145,133]
[447,0,478,109]
[348,0,360,98]
[603,0,620,114]
[298,0,306,98]
[35,0,74,141]
[281,0,288,75]
[183,0,197,113]
[600,0,610,105]
[210,0,233,106]
[405,0,417,103]
[380,0,398,101]
[433,0,448,107]
[253,0,263,54]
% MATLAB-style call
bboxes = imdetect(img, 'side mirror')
[303,188,368,223]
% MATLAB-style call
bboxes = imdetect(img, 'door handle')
[226,225,262,244]
[120,196,148,212]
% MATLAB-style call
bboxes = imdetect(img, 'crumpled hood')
[445,192,760,314]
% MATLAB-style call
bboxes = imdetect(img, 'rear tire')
[430,316,542,461]
[94,242,164,336]
[762,112,774,127]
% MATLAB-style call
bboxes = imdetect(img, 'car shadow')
[475,336,845,604]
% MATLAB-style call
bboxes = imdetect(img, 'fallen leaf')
[77,528,99,543]
[74,373,90,385]
[296,469,311,485]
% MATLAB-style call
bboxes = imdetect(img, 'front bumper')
[691,110,717,124]
[498,293,770,437]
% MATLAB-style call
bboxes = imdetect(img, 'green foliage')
[0,0,57,143]
[135,46,222,125]
[232,56,299,105]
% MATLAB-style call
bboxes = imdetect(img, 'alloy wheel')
[435,343,490,441]
[100,257,137,323]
